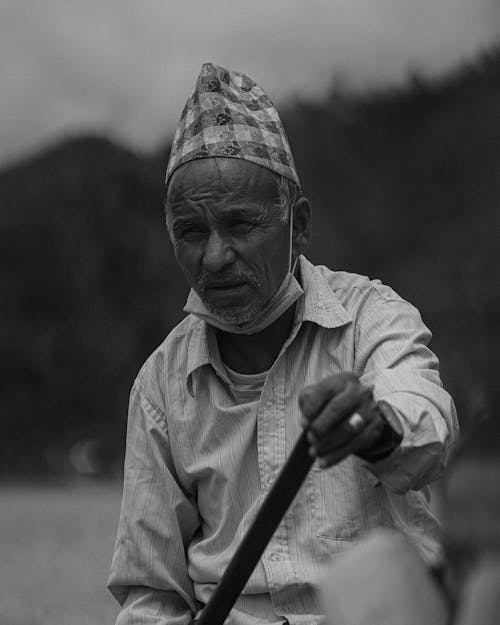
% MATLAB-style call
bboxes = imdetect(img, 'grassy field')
[0,482,123,625]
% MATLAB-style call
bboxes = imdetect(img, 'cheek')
[245,223,288,257]
[174,244,201,283]
[263,229,291,268]
[241,233,290,289]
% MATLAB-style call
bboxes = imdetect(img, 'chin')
[210,303,261,326]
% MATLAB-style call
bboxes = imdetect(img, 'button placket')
[260,327,298,597]
[258,402,273,489]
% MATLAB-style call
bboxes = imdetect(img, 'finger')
[311,393,379,451]
[312,411,364,454]
[314,443,351,468]
[353,413,386,454]
[312,411,370,456]
[315,418,384,468]
[309,382,372,439]
[299,373,359,422]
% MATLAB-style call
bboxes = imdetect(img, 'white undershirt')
[224,364,268,404]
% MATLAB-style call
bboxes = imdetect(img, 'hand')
[298,372,386,468]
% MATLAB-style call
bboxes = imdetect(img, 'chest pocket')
[312,456,393,541]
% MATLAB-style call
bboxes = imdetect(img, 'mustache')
[197,271,260,291]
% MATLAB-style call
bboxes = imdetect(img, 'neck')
[217,304,296,374]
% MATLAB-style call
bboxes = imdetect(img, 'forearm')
[116,587,195,625]
[109,378,200,624]
[360,369,458,493]
[352,292,459,493]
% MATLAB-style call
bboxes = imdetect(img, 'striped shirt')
[108,255,458,625]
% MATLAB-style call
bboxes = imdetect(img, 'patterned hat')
[165,62,300,188]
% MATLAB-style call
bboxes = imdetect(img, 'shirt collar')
[185,255,352,393]
[295,255,352,328]
[186,318,212,388]
[186,318,230,396]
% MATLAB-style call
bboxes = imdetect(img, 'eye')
[183,228,208,241]
[174,223,208,241]
[228,218,253,232]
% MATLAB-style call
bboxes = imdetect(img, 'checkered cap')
[165,62,300,188]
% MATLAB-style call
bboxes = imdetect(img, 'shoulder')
[311,264,434,369]
[132,314,200,406]
[313,263,420,318]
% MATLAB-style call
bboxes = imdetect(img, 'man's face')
[166,158,291,325]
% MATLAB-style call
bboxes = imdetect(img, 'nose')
[202,229,235,273]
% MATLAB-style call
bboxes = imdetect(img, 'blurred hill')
[1,46,499,477]
[0,137,185,476]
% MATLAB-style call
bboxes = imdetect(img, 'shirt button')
[282,602,293,612]
[265,400,273,410]
[265,475,274,488]
[269,552,282,562]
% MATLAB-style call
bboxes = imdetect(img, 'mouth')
[207,281,247,290]
[208,281,248,291]
[204,281,252,299]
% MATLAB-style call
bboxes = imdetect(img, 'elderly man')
[108,63,458,625]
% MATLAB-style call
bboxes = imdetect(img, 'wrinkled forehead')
[166,157,278,209]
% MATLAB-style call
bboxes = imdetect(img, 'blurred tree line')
[1,47,499,478]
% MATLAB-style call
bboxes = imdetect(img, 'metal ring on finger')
[347,411,365,432]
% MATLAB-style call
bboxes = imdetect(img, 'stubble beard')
[196,271,265,326]
[204,298,263,326]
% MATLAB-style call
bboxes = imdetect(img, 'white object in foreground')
[320,528,449,625]
[454,556,500,625]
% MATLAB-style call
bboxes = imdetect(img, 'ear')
[291,196,312,263]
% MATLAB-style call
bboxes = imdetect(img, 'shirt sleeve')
[354,284,459,494]
[107,373,201,625]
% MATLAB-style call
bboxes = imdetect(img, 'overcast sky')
[2,0,499,167]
